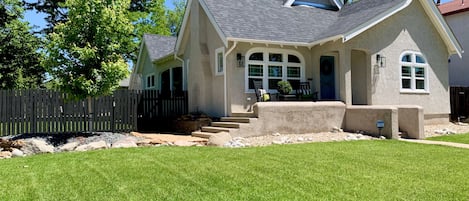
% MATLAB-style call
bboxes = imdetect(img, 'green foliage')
[277,80,292,94]
[0,0,45,89]
[2,141,469,200]
[44,0,132,99]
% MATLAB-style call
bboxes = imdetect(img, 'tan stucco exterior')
[173,0,456,124]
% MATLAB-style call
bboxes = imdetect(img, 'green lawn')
[1,140,469,200]
[427,133,469,144]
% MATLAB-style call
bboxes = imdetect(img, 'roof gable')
[175,0,462,57]
[143,34,177,61]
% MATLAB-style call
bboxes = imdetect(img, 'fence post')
[112,98,116,133]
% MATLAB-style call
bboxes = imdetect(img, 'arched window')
[245,49,304,92]
[400,51,428,93]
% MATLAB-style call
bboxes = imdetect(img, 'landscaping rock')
[59,142,80,152]
[208,132,232,147]
[434,129,456,135]
[75,141,108,152]
[0,151,12,159]
[112,137,138,148]
[11,148,24,157]
[224,137,247,148]
[272,133,281,136]
[21,139,55,155]
[332,127,343,133]
[173,141,198,147]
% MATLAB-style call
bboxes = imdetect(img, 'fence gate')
[450,87,469,122]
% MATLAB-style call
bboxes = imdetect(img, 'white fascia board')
[198,0,228,47]
[332,0,343,10]
[283,0,295,7]
[227,37,310,47]
[419,0,463,58]
[342,0,412,42]
[308,35,343,47]
[175,0,192,55]
[133,40,146,75]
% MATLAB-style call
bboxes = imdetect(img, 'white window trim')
[399,51,429,94]
[145,74,156,89]
[215,47,225,76]
[245,48,305,93]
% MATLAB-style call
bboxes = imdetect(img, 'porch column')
[339,49,352,105]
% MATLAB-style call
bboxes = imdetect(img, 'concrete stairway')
[191,112,256,139]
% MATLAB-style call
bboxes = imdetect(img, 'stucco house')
[438,0,468,87]
[131,0,463,138]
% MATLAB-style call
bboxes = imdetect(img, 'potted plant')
[277,80,292,95]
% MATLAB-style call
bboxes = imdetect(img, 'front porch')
[194,102,424,140]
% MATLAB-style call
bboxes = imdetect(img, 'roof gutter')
[174,54,186,91]
[223,41,238,116]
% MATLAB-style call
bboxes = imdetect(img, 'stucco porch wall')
[398,106,424,139]
[230,102,425,139]
[345,106,399,139]
[240,102,346,137]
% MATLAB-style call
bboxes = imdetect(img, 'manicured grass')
[1,140,469,200]
[427,133,469,144]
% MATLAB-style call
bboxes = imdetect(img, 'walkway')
[399,138,469,149]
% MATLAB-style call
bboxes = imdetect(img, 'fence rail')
[0,89,188,136]
[450,87,469,121]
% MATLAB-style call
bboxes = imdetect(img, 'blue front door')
[320,56,335,100]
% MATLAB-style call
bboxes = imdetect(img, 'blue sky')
[23,0,177,32]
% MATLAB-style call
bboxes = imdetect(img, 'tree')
[44,0,133,100]
[167,0,185,34]
[0,0,45,89]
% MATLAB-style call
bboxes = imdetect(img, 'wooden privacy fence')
[0,89,188,136]
[450,87,469,121]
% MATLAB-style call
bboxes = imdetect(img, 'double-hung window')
[246,49,304,92]
[146,74,155,89]
[400,51,428,93]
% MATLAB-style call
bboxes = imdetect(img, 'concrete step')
[201,126,232,133]
[231,112,256,118]
[192,131,218,139]
[211,122,241,128]
[220,117,251,123]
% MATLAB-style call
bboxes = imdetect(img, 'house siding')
[187,0,225,117]
[445,11,469,87]
[345,0,450,116]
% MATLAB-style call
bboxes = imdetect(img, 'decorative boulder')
[75,141,108,152]
[21,139,55,155]
[208,132,232,147]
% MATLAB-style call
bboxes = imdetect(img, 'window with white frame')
[246,49,304,92]
[215,47,224,75]
[400,51,428,93]
[146,74,155,89]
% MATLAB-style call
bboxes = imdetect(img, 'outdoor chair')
[296,82,318,101]
[252,80,271,102]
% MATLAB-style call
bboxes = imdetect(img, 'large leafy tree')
[44,0,133,99]
[0,0,45,89]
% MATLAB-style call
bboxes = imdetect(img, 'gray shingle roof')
[143,34,176,61]
[201,0,406,44]
[318,0,405,40]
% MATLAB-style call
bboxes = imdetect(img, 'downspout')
[174,54,185,91]
[224,41,238,116]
